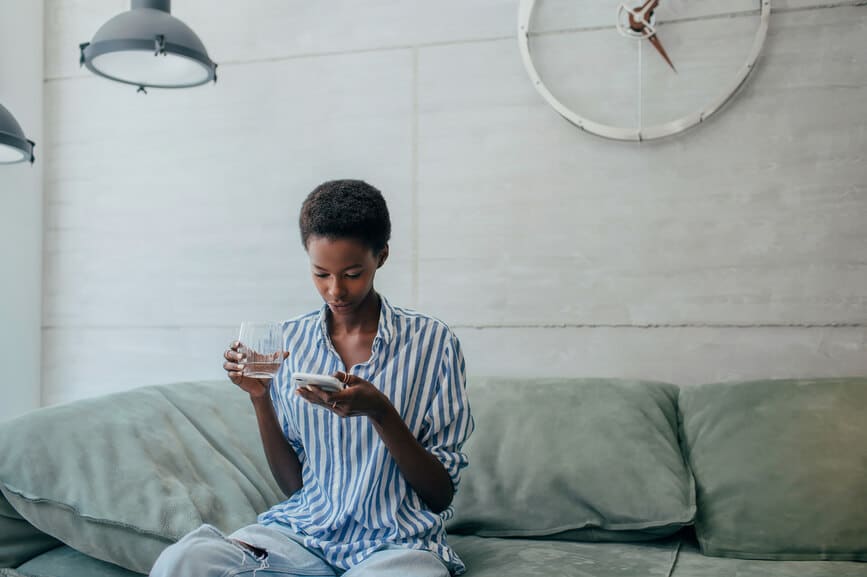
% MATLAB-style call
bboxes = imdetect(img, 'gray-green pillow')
[0,381,284,574]
[0,493,60,568]
[679,378,867,561]
[446,377,695,539]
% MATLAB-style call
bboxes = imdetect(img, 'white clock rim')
[517,0,771,141]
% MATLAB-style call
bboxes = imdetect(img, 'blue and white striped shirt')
[257,295,474,574]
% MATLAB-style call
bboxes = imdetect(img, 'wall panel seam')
[41,0,863,83]
[411,46,420,308]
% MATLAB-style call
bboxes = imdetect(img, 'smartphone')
[291,372,345,393]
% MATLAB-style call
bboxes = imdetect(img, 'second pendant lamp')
[79,0,217,91]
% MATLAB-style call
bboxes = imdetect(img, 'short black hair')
[299,179,391,253]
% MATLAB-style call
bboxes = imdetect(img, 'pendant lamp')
[0,102,34,164]
[79,0,216,91]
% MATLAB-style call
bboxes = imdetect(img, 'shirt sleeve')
[419,328,475,495]
[268,338,304,455]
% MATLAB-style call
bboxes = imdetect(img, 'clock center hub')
[616,2,658,39]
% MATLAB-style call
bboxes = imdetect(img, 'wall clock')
[518,0,771,141]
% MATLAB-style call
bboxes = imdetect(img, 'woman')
[150,180,474,577]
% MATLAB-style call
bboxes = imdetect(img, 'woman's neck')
[328,291,381,336]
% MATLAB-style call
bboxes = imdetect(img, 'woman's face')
[306,235,387,317]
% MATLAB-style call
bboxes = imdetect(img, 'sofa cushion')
[678,378,867,561]
[449,534,682,577]
[446,377,695,539]
[0,381,284,574]
[16,546,143,577]
[0,491,60,568]
[670,535,867,577]
[22,538,867,577]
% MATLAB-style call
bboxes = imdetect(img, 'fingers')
[224,341,253,372]
[224,343,244,362]
[309,386,328,401]
[223,342,246,382]
[223,359,245,377]
[333,370,360,386]
[296,385,331,404]
[296,386,349,415]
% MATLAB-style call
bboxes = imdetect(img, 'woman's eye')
[314,273,329,278]
[345,273,362,279]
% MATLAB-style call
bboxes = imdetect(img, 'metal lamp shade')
[0,103,34,165]
[80,1,216,89]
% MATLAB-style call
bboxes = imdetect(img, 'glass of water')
[237,321,285,379]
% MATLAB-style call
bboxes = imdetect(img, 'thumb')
[282,351,290,360]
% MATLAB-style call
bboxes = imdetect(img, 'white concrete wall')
[42,1,867,405]
[0,0,44,419]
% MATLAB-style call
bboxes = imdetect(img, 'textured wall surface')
[42,1,867,405]
[0,0,43,420]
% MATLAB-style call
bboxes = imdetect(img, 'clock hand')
[620,1,676,72]
[636,0,660,21]
[627,11,644,32]
[647,33,677,72]
[627,0,659,33]
[634,0,660,29]
[625,0,676,72]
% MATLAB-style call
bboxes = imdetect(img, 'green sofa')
[1,377,865,576]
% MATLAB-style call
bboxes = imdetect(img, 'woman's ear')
[377,245,389,268]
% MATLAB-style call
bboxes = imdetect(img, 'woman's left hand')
[295,371,392,421]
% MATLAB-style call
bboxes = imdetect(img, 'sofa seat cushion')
[16,547,143,577]
[447,377,695,540]
[679,378,867,561]
[0,381,284,574]
[670,536,867,577]
[18,538,867,577]
[449,534,682,577]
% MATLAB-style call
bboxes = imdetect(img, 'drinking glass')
[237,321,285,379]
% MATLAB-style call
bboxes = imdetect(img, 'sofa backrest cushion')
[446,377,695,539]
[0,381,284,574]
[678,378,867,561]
[0,493,60,569]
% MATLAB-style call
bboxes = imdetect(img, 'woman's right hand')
[223,341,286,399]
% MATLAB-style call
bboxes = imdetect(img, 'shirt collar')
[376,294,396,346]
[315,293,396,348]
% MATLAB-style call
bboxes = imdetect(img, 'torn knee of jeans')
[231,538,268,560]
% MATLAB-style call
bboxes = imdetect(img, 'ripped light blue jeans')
[148,523,451,577]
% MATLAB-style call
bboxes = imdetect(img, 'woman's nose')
[328,279,346,299]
